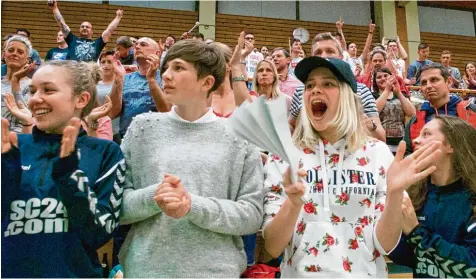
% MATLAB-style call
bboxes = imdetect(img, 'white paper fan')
[228,95,308,203]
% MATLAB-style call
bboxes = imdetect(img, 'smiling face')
[4,41,29,69]
[161,58,213,106]
[413,119,452,157]
[28,65,90,134]
[303,67,340,133]
[375,71,390,91]
[348,43,357,57]
[466,63,475,76]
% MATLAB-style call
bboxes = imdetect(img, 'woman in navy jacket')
[389,115,476,278]
[1,60,125,278]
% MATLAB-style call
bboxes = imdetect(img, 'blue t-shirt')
[119,71,162,136]
[406,59,432,85]
[66,32,106,62]
[45,47,69,61]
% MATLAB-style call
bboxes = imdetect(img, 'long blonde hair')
[407,116,476,214]
[251,60,281,100]
[292,82,369,153]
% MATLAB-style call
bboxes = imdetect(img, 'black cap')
[294,57,357,93]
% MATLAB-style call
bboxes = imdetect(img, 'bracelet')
[369,32,373,34]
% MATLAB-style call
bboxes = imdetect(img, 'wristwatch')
[89,120,99,130]
[232,75,246,83]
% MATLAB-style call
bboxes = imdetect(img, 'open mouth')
[311,100,327,118]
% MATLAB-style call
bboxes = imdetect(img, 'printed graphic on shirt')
[52,52,68,61]
[4,198,69,237]
[74,40,97,62]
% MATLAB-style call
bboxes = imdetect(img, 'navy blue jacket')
[388,179,476,278]
[2,127,125,278]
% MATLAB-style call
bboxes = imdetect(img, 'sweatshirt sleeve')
[186,144,264,236]
[1,147,22,220]
[262,154,289,228]
[119,120,162,225]
[51,142,124,249]
[406,223,476,277]
[387,235,416,268]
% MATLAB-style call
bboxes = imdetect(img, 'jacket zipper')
[38,144,53,187]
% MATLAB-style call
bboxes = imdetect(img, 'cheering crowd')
[2,1,476,278]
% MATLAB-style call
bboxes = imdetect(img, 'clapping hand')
[282,168,307,208]
[146,54,161,79]
[12,62,36,82]
[154,174,191,219]
[59,118,81,158]
[4,93,33,125]
[231,31,246,67]
[386,141,442,195]
[86,95,112,125]
[1,119,18,154]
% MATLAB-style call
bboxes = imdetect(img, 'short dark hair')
[161,40,226,95]
[166,34,176,42]
[99,50,116,61]
[418,43,429,50]
[116,36,133,48]
[191,32,205,41]
[421,63,449,81]
[441,50,451,56]
[387,39,397,45]
[332,32,342,38]
[16,28,30,38]
[272,47,290,58]
[292,38,301,45]
[244,32,254,37]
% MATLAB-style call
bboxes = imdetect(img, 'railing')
[407,86,476,97]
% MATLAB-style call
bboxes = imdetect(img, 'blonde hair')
[251,60,281,99]
[293,82,369,152]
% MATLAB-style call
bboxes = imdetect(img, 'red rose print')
[316,180,323,192]
[305,265,322,272]
[303,148,313,154]
[356,157,370,166]
[304,200,318,215]
[375,203,384,212]
[296,219,306,235]
[309,247,318,256]
[342,257,353,272]
[359,198,371,208]
[348,238,359,250]
[379,166,386,178]
[327,235,335,246]
[287,258,292,266]
[270,184,282,194]
[363,145,367,151]
[335,192,350,205]
[371,248,381,262]
[331,154,339,163]
[322,139,329,145]
[354,226,363,238]
[270,154,281,161]
[322,233,339,252]
[351,173,359,183]
[330,213,346,224]
[358,216,369,227]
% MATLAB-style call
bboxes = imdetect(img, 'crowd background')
[2,0,476,278]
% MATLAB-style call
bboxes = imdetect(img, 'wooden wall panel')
[215,13,381,58]
[1,0,198,58]
[420,32,476,74]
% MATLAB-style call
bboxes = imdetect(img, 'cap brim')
[295,57,347,85]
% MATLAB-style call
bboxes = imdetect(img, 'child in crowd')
[118,39,264,277]
[1,60,124,277]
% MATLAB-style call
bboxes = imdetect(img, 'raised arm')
[361,21,375,62]
[102,9,123,43]
[396,36,408,60]
[336,18,347,51]
[231,31,254,106]
[146,53,171,112]
[108,55,126,120]
[49,1,71,37]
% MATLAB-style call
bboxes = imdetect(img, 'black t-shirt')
[45,47,69,61]
[65,32,106,62]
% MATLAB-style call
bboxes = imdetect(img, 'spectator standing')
[272,47,302,98]
[45,30,69,61]
[405,43,432,86]
[440,50,462,89]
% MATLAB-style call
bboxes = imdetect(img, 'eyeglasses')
[245,37,254,41]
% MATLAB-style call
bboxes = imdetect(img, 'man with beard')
[49,0,123,62]
[272,47,302,98]
[108,37,171,139]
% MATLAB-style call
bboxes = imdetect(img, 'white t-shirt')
[344,54,363,73]
[288,57,303,77]
[390,58,406,78]
[245,51,264,79]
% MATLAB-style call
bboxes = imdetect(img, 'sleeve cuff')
[186,193,207,223]
[373,221,402,255]
[52,151,79,181]
[406,224,428,245]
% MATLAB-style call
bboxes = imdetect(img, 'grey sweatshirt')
[118,112,264,278]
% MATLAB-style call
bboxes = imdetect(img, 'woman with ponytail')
[389,115,476,278]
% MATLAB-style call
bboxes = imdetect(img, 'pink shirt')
[81,116,113,140]
[279,74,302,98]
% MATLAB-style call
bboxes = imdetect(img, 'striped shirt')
[290,82,379,119]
